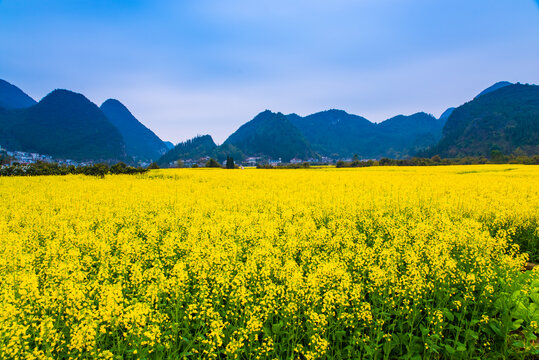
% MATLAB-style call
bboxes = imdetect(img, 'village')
[0,145,86,167]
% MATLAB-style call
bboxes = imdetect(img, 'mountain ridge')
[0,89,126,161]
[428,83,539,157]
[0,79,37,109]
[224,110,316,162]
[2,78,537,164]
[100,99,167,162]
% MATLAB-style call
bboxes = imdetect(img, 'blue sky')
[1,0,538,143]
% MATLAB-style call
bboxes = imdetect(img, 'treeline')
[0,161,148,177]
[256,163,311,169]
[336,154,539,168]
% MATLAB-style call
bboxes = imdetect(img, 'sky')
[1,0,539,144]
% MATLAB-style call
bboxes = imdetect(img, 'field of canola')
[1,165,538,359]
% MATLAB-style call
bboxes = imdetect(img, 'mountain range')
[0,89,126,161]
[0,78,537,165]
[427,83,539,158]
[0,80,167,162]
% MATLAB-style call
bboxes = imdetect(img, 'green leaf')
[525,332,538,341]
[513,302,528,319]
[512,319,524,330]
[444,345,456,354]
[489,322,503,337]
[529,302,537,316]
[512,290,522,301]
[465,329,479,340]
[443,308,455,322]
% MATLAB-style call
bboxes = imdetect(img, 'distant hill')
[288,109,375,158]
[159,110,445,163]
[429,83,539,157]
[157,135,217,166]
[288,110,443,159]
[0,89,126,161]
[100,99,167,162]
[0,79,37,109]
[164,141,175,150]
[224,110,315,161]
[438,107,455,123]
[475,81,512,99]
[374,112,444,158]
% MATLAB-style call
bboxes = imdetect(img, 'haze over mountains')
[0,78,537,165]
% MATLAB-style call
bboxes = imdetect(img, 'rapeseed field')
[0,165,538,359]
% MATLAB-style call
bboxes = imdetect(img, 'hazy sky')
[1,0,538,143]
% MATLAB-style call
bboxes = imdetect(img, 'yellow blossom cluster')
[0,165,537,358]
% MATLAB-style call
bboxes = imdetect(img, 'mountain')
[287,110,443,159]
[0,89,126,161]
[429,83,539,157]
[475,81,512,99]
[0,79,37,109]
[224,110,315,161]
[375,112,445,158]
[157,135,217,166]
[438,107,455,123]
[288,109,375,158]
[164,141,175,150]
[100,99,167,161]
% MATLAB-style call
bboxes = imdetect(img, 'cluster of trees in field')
[196,157,237,169]
[336,153,539,168]
[0,161,147,177]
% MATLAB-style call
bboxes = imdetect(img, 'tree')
[226,156,235,169]
[205,158,221,168]
[490,150,505,163]
[110,162,128,174]
[148,162,160,169]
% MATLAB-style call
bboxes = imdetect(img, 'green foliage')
[157,135,217,167]
[205,158,221,168]
[225,156,235,169]
[429,84,539,158]
[147,162,160,169]
[0,151,12,165]
[0,161,147,177]
[490,150,505,163]
[336,155,539,168]
[210,143,245,163]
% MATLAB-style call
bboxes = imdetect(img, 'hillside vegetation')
[429,84,539,158]
[0,90,126,161]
